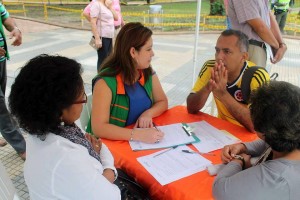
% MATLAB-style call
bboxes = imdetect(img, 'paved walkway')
[1,18,300,199]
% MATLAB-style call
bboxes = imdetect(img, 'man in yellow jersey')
[187,30,270,132]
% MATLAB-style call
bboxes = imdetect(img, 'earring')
[60,117,65,126]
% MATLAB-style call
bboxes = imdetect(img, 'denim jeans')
[0,60,26,153]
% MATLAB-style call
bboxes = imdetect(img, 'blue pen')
[182,149,215,156]
[153,146,178,158]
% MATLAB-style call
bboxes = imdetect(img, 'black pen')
[153,122,159,131]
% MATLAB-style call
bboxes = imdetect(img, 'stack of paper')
[137,145,212,185]
[129,123,199,151]
[188,121,241,153]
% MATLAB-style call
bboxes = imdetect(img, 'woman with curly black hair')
[213,81,300,200]
[9,54,120,199]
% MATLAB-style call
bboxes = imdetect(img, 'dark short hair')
[221,29,249,52]
[9,54,83,135]
[250,81,300,152]
[100,22,153,85]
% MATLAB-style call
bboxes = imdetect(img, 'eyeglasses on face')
[73,92,87,104]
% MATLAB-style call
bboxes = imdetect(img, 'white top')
[24,133,120,200]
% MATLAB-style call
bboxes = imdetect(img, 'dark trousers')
[0,60,26,153]
[275,10,288,33]
[97,37,113,72]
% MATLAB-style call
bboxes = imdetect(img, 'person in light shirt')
[9,54,120,200]
[213,81,300,200]
[89,0,118,72]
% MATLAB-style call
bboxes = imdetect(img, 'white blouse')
[24,133,120,200]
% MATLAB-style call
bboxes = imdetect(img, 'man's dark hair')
[250,81,300,152]
[221,29,249,52]
[9,54,83,135]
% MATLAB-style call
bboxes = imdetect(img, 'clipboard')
[129,123,200,151]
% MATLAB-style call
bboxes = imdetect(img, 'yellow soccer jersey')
[191,59,270,127]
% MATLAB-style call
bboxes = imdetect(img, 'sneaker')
[0,139,7,147]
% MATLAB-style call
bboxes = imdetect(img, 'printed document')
[129,123,199,151]
[188,121,240,153]
[137,145,212,185]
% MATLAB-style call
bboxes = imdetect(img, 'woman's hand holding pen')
[132,128,164,144]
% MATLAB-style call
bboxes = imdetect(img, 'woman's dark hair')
[250,81,300,152]
[9,54,83,135]
[99,22,153,85]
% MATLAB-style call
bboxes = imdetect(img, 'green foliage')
[209,1,225,16]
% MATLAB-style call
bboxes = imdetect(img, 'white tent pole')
[192,0,202,85]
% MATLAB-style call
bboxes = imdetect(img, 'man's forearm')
[187,86,211,114]
[247,18,279,49]
[216,92,254,132]
[3,17,17,32]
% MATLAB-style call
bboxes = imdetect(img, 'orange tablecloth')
[103,106,257,200]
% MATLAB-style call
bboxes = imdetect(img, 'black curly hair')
[249,81,300,152]
[9,54,83,135]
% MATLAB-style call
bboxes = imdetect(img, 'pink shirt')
[83,2,92,14]
[113,0,122,27]
[90,1,114,38]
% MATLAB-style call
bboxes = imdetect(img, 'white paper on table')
[188,121,241,153]
[137,145,212,185]
[129,123,198,151]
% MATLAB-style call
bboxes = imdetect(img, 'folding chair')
[0,160,20,200]
[77,92,92,132]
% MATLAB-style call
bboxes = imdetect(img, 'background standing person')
[90,22,168,144]
[113,0,124,39]
[0,3,26,160]
[274,0,292,34]
[83,0,93,22]
[90,0,118,72]
[9,54,120,200]
[228,0,287,67]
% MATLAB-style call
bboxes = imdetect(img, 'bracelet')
[130,129,134,141]
[279,42,286,48]
[233,155,245,170]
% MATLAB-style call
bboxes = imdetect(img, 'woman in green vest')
[91,22,168,143]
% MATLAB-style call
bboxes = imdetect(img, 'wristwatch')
[233,155,245,170]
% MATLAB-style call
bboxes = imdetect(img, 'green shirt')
[0,3,9,61]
